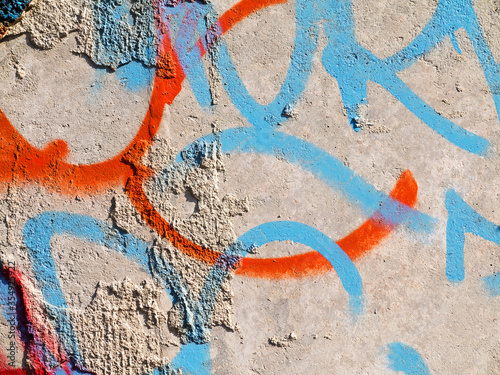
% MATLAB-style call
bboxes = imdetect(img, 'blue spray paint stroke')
[210,0,318,130]
[386,342,431,375]
[188,0,494,155]
[384,0,500,113]
[156,0,317,123]
[86,0,499,149]
[445,189,500,287]
[89,0,496,151]
[483,272,500,297]
[0,267,16,325]
[168,343,211,375]
[234,221,364,316]
[171,127,436,235]
[23,213,153,366]
[23,212,253,374]
[320,0,491,155]
[173,3,213,108]
[22,212,367,372]
[157,2,213,108]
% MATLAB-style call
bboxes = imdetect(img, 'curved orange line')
[235,170,417,278]
[0,0,279,195]
[1,0,416,280]
[128,167,418,278]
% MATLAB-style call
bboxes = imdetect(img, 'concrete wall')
[0,0,499,373]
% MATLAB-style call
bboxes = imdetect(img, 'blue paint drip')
[387,342,431,375]
[445,189,500,283]
[172,127,436,235]
[235,221,364,316]
[0,0,32,23]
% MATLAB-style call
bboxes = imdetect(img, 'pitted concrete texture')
[0,0,499,374]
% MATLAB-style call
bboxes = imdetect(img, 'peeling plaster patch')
[143,136,176,173]
[268,332,298,348]
[0,185,25,250]
[152,238,237,340]
[143,140,250,336]
[4,0,156,71]
[76,0,157,69]
[71,278,180,375]
[5,0,82,49]
[358,119,391,134]
[145,141,250,252]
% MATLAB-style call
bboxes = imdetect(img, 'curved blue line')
[22,212,213,374]
[188,0,497,154]
[232,221,364,316]
[212,9,318,129]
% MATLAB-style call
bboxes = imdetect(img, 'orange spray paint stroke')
[235,170,418,278]
[127,168,418,278]
[0,0,279,195]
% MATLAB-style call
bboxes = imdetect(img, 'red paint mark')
[0,267,94,375]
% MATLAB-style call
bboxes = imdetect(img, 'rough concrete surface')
[0,0,499,374]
